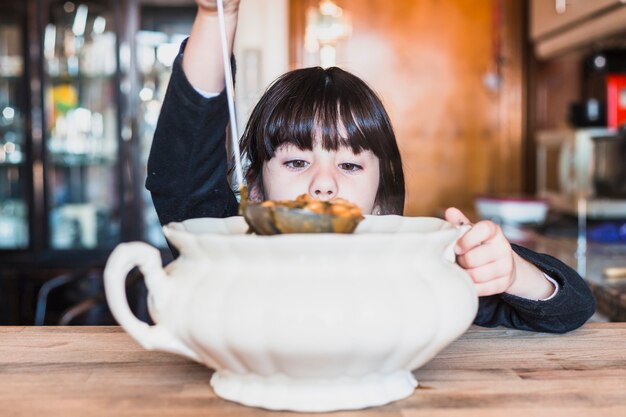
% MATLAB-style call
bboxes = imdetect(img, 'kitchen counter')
[513,230,626,321]
[1,325,625,416]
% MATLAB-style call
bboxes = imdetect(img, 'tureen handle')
[104,242,200,362]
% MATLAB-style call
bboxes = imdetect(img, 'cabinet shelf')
[0,161,24,167]
[47,73,115,83]
[48,153,116,167]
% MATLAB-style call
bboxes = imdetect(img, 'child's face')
[261,142,380,214]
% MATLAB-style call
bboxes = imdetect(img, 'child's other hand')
[196,0,240,15]
[444,207,515,296]
[444,207,555,299]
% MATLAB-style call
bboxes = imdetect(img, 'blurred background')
[1,0,625,325]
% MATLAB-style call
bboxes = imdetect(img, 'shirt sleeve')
[193,87,221,99]
[146,38,239,228]
[473,243,596,333]
[539,273,559,301]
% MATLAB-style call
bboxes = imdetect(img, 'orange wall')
[290,0,525,216]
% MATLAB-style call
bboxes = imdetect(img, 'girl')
[147,0,595,333]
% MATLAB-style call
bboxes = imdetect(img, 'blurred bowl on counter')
[474,196,549,225]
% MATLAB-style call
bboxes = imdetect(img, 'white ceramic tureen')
[104,215,477,412]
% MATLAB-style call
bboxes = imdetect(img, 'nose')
[309,168,338,201]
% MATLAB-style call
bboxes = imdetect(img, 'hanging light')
[305,0,352,67]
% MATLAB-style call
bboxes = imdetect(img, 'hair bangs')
[258,68,383,158]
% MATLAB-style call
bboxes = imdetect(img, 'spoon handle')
[216,0,244,189]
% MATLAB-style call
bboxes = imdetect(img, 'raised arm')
[183,0,240,92]
[146,0,241,230]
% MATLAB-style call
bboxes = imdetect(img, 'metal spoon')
[216,0,362,235]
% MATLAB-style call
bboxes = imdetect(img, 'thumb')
[444,207,472,226]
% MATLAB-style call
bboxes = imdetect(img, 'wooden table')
[2,325,625,416]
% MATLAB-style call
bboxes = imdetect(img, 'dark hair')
[240,66,405,215]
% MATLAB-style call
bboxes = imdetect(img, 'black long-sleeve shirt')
[147,44,596,334]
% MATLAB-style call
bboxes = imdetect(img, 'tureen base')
[210,369,418,412]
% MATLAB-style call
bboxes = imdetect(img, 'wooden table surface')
[1,324,626,417]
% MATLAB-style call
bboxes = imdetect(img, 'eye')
[284,160,310,170]
[338,163,363,172]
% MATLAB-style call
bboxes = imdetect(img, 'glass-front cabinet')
[0,2,28,249]
[42,0,121,250]
[0,0,196,269]
[0,0,134,266]
[134,5,195,247]
[0,0,201,326]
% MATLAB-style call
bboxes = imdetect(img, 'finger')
[473,276,512,297]
[456,242,509,269]
[198,0,240,12]
[444,207,472,226]
[454,220,499,255]
[463,259,513,284]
